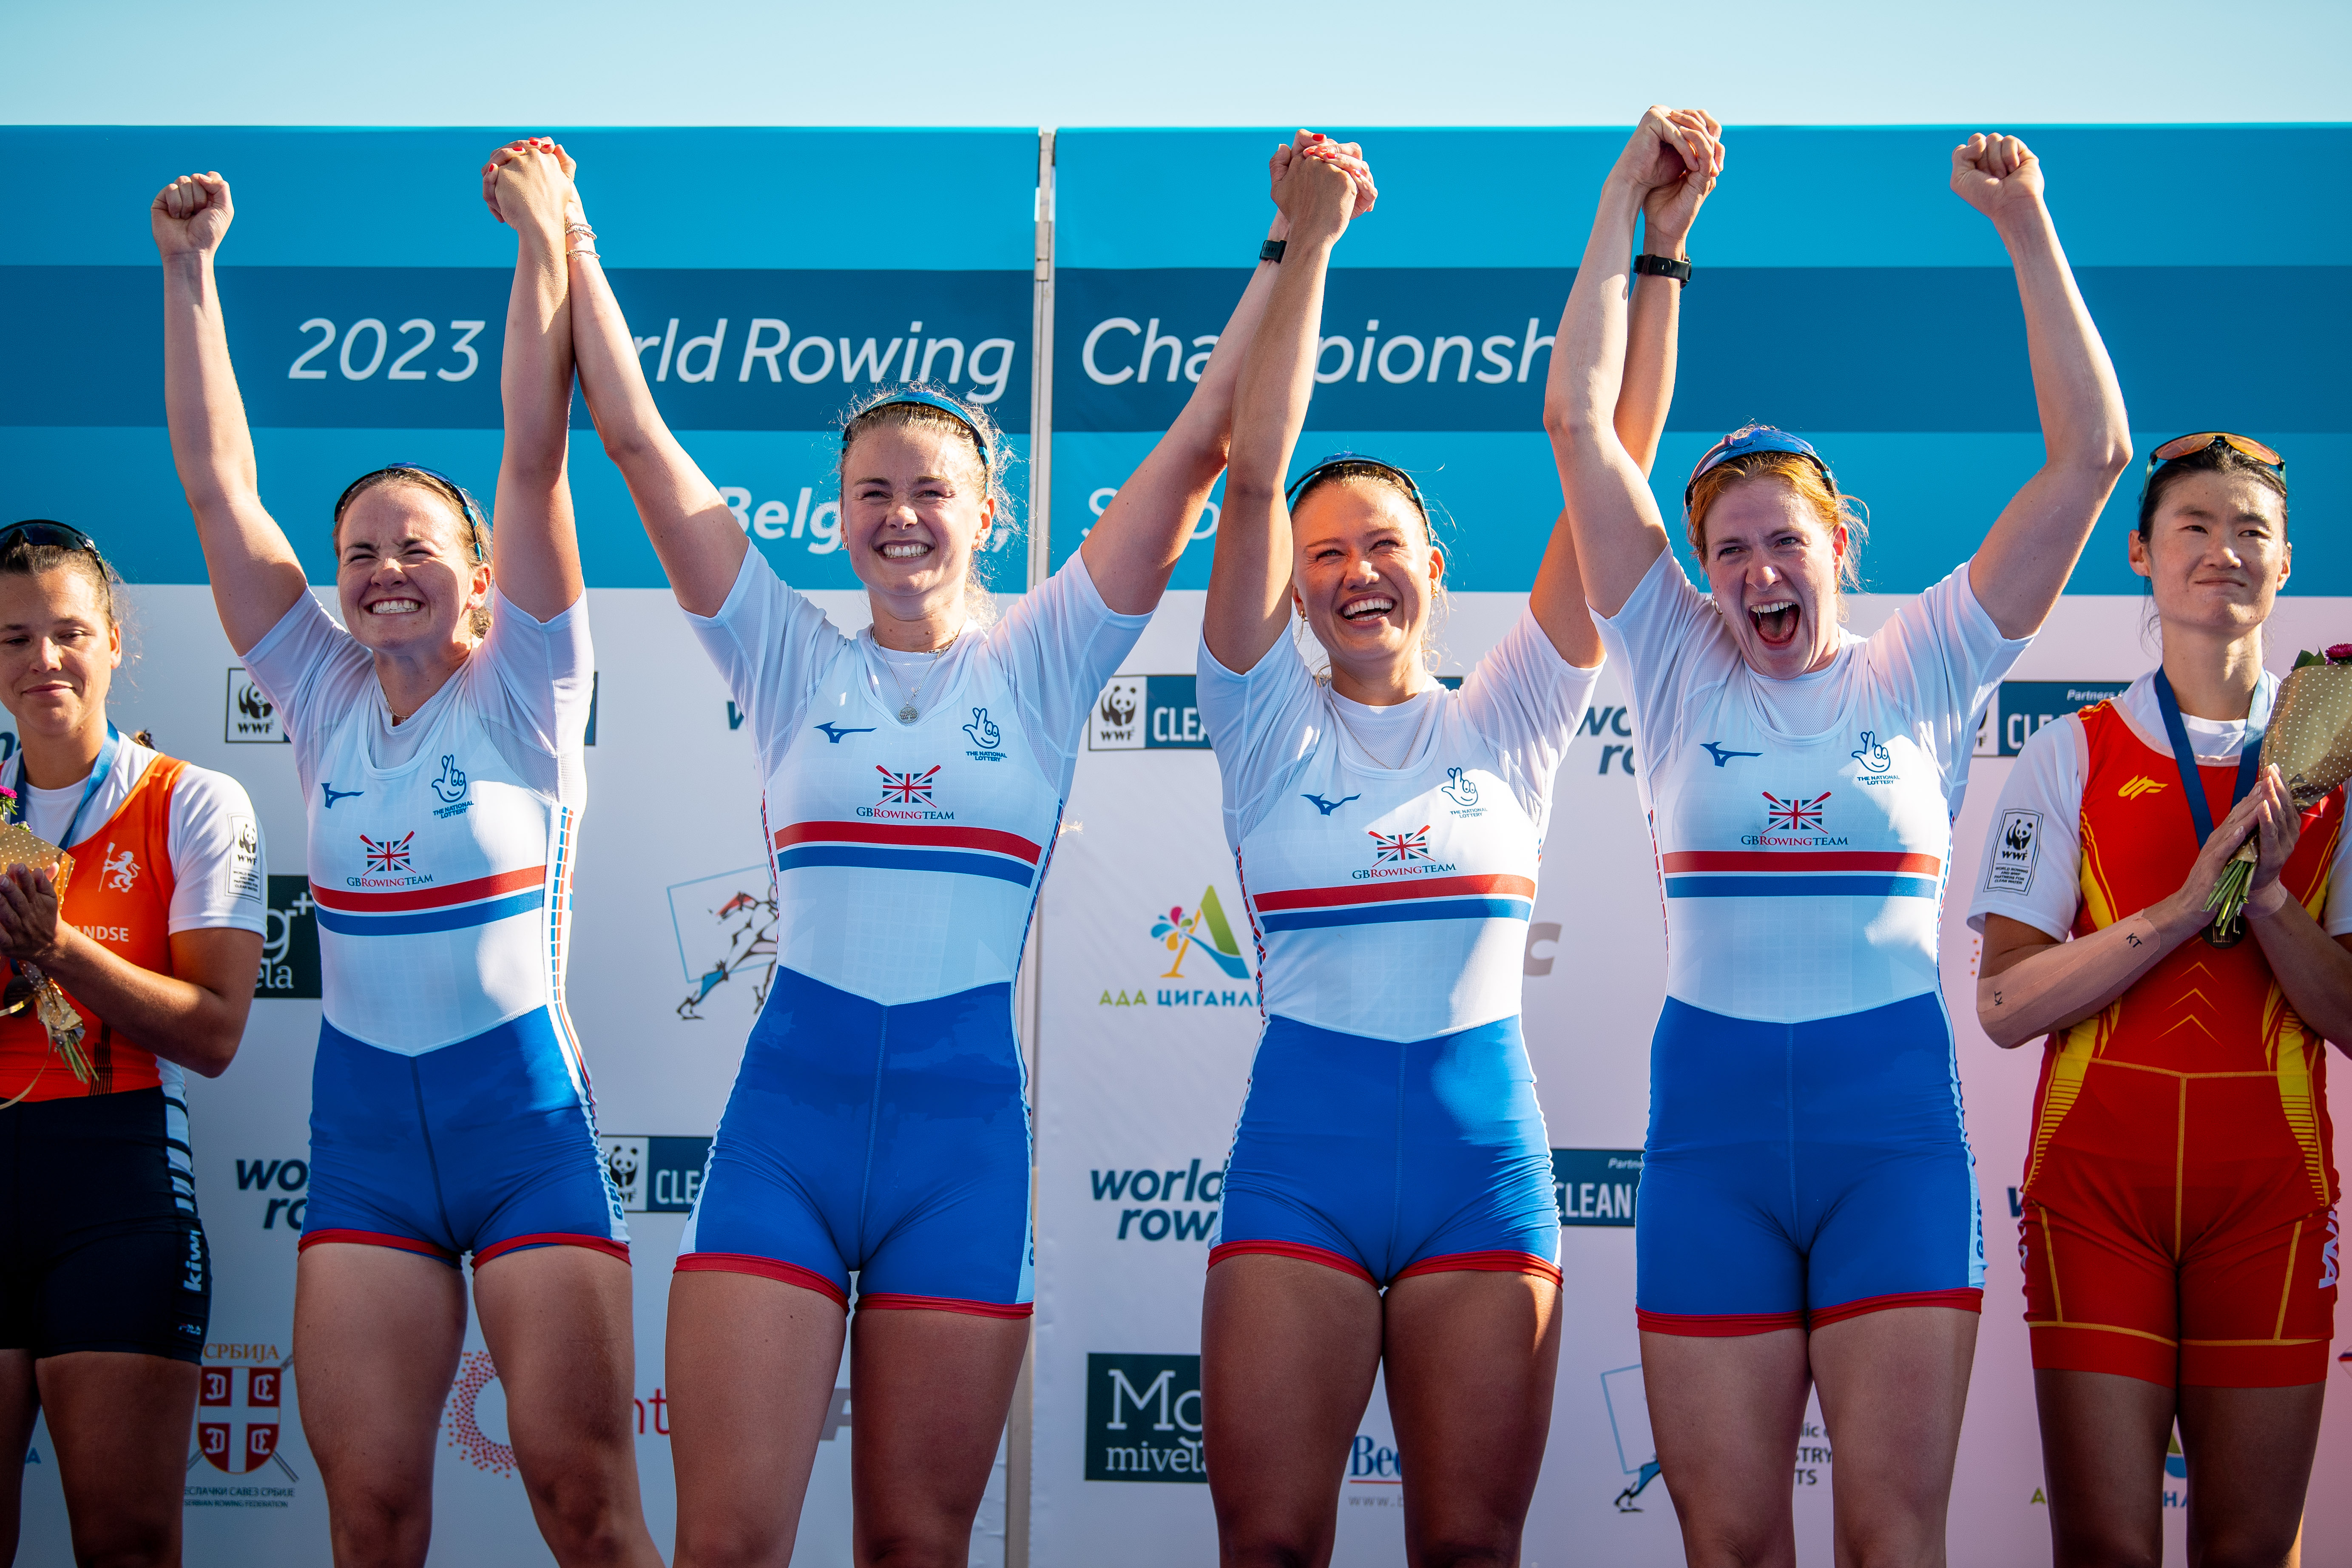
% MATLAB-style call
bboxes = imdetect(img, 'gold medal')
[0,823,86,1106]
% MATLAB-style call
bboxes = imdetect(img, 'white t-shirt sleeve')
[165,763,267,936]
[1592,550,1727,777]
[687,548,848,778]
[475,588,594,757]
[1456,608,1604,829]
[989,552,1151,781]
[1872,560,2030,803]
[238,593,375,788]
[1965,713,2084,940]
[1197,631,1325,851]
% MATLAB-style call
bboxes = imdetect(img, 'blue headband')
[853,389,994,475]
[1684,424,1836,511]
[1285,452,1429,517]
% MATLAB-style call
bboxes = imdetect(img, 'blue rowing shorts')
[1210,1014,1562,1288]
[301,1010,629,1268]
[676,966,1034,1318]
[1635,991,1984,1334]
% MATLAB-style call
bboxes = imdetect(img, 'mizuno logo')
[321,783,362,809]
[815,722,876,744]
[1700,742,1761,767]
[2118,775,2168,799]
[1301,793,1361,816]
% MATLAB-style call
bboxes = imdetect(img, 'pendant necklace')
[881,632,954,723]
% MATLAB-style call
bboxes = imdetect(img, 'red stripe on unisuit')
[674,1253,850,1310]
[297,1227,459,1264]
[310,865,546,913]
[1251,873,1537,914]
[770,820,1043,864]
[1207,1239,1378,1285]
[472,1233,631,1267]
[1659,850,1942,875]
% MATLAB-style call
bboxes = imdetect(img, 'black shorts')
[0,1087,210,1363]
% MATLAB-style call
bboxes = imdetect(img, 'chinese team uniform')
[243,590,624,1268]
[0,736,264,1361]
[1971,673,2346,1386]
[1199,613,1599,1287]
[1600,553,2021,1333]
[676,548,1146,1315]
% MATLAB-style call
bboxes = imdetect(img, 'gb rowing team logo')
[876,765,939,806]
[361,832,415,874]
[197,1363,290,1476]
[1370,826,1434,865]
[1762,792,1830,832]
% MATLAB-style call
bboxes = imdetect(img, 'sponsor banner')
[1554,1149,1642,1228]
[1974,679,2134,758]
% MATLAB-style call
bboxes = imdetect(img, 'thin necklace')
[879,630,955,723]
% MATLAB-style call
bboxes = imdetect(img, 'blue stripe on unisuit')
[1258,897,1532,932]
[314,889,545,936]
[775,844,1037,886]
[1664,875,1941,899]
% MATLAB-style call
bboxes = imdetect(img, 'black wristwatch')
[1260,239,1287,264]
[1633,252,1693,285]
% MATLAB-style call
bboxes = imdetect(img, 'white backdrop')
[10,582,2352,1566]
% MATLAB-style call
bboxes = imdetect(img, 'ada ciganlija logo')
[1104,883,1253,1009]
[224,668,289,744]
[665,866,779,1020]
[1085,1353,1204,1483]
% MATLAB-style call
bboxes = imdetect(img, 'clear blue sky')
[5,0,2346,128]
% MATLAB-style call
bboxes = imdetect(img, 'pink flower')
[2328,643,2352,662]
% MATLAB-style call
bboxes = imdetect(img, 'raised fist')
[1271,134,1361,245]
[151,172,233,259]
[1950,132,2044,222]
[481,137,581,238]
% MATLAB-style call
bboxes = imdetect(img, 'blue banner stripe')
[314,889,544,936]
[776,844,1037,887]
[1665,875,1943,900]
[1261,897,1531,932]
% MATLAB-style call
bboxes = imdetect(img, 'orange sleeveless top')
[2020,699,2340,1207]
[0,755,186,1103]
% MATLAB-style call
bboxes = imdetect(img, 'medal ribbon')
[2151,669,2265,848]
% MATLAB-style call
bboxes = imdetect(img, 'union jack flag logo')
[1761,791,1830,832]
[1369,825,1434,864]
[875,765,941,806]
[360,832,414,873]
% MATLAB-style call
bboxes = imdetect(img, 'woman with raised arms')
[1971,432,2349,1568]
[154,143,661,1567]
[564,130,1374,1566]
[1193,129,1694,1563]
[1548,109,2131,1566]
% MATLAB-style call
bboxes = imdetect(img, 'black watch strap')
[1633,252,1693,284]
[1260,239,1287,264]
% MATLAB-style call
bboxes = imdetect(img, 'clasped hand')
[0,865,62,967]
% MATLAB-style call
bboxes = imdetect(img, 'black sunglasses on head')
[0,520,105,561]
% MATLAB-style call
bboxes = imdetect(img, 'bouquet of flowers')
[0,789,87,1107]
[2208,644,2352,943]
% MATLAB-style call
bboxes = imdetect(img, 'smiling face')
[843,421,995,617]
[0,564,122,744]
[2132,469,2290,638]
[1695,475,1848,680]
[1289,477,1443,695]
[333,482,492,656]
